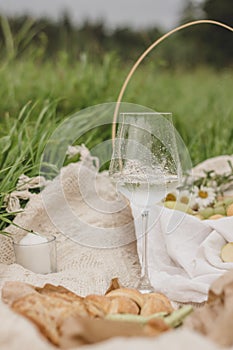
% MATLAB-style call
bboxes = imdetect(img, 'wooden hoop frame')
[112,20,233,142]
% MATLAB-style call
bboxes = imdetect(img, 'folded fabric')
[133,155,233,303]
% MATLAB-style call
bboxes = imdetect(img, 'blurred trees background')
[0,0,232,68]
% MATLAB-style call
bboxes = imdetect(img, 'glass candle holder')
[13,233,57,274]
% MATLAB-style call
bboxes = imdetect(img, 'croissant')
[106,287,144,308]
[141,292,174,316]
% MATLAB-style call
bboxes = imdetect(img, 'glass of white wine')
[109,112,182,293]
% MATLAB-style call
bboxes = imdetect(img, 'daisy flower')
[164,189,197,210]
[165,191,177,202]
[178,189,197,209]
[192,185,216,209]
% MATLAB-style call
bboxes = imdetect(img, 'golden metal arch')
[112,19,233,142]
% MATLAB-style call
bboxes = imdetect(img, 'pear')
[164,201,193,215]
[221,242,233,262]
[226,203,233,216]
[214,200,225,208]
[213,206,226,216]
[223,197,233,207]
[199,207,214,219]
[193,214,204,220]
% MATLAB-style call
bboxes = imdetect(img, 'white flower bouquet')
[163,158,233,220]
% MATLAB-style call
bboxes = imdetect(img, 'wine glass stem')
[141,210,150,281]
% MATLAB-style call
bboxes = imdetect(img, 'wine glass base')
[136,280,155,294]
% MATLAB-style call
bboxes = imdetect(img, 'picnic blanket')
[0,151,233,349]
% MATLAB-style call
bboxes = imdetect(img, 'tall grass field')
[0,40,232,232]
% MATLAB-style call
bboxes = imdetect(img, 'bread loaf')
[12,289,89,346]
[2,280,173,347]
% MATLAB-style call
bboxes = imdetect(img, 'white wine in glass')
[109,112,182,293]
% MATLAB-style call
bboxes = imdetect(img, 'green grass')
[124,66,233,162]
[1,56,232,161]
[0,53,232,232]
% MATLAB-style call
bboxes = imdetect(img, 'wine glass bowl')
[109,112,182,293]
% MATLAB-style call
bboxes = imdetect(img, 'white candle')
[14,233,55,274]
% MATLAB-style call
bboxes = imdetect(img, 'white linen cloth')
[133,155,233,303]
[133,205,233,303]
